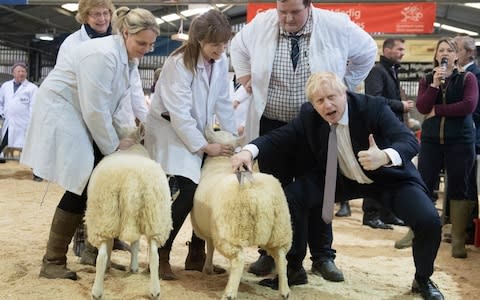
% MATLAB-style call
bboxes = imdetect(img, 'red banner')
[247,2,436,34]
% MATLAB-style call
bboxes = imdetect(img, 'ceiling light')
[35,33,54,41]
[465,3,480,9]
[155,17,164,25]
[434,22,478,36]
[216,4,227,8]
[162,13,181,22]
[61,3,78,12]
[180,7,211,17]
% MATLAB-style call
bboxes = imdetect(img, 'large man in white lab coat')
[0,62,38,163]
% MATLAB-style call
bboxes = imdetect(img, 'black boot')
[335,201,351,217]
[184,234,225,273]
[39,207,83,280]
[247,249,275,276]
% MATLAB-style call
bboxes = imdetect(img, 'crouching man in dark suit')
[231,71,443,300]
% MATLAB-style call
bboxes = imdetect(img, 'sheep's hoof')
[221,294,235,300]
[150,292,160,300]
[281,292,290,299]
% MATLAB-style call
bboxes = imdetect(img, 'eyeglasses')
[88,10,111,20]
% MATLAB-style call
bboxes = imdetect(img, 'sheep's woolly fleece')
[85,144,172,247]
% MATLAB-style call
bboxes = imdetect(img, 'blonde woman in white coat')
[20,7,159,281]
[0,62,37,162]
[58,0,148,123]
[145,9,237,280]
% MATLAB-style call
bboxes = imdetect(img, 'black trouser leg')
[162,176,197,250]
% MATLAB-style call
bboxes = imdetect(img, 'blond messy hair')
[305,71,347,103]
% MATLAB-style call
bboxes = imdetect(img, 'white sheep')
[85,141,172,300]
[191,129,292,300]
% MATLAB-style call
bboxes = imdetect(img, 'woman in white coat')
[20,7,159,281]
[145,9,237,280]
[58,0,148,123]
[58,0,132,260]
[0,62,37,160]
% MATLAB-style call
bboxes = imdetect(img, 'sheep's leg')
[222,250,244,300]
[129,240,140,273]
[92,242,108,300]
[272,248,290,299]
[203,238,215,274]
[149,239,160,300]
[106,238,114,270]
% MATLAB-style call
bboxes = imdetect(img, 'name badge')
[20,97,30,104]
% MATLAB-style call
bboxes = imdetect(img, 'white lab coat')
[0,79,38,148]
[21,35,136,195]
[230,85,250,128]
[58,25,148,123]
[145,52,237,184]
[230,6,377,142]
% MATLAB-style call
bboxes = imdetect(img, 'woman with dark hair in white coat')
[20,7,159,281]
[145,9,238,280]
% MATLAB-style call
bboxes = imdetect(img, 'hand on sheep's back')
[231,150,253,172]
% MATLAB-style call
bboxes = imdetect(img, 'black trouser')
[259,116,335,262]
[58,142,104,214]
[0,128,8,153]
[162,175,200,250]
[286,171,441,280]
[418,142,475,202]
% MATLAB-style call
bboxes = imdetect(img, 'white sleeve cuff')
[242,144,259,159]
[383,148,402,167]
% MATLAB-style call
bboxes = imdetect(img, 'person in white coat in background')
[0,62,37,164]
[20,7,159,281]
[145,9,238,281]
[230,0,377,282]
[58,0,148,124]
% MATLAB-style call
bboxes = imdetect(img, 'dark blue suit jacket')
[252,91,426,196]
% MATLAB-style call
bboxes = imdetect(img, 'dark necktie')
[13,82,21,93]
[322,124,338,224]
[290,35,300,71]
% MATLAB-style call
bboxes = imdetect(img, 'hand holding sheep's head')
[204,127,242,157]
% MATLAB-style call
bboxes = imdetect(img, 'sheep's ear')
[205,126,216,143]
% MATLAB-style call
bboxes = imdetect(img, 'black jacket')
[252,92,423,189]
[365,55,404,121]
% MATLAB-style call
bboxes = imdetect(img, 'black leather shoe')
[0,158,6,163]
[248,253,275,276]
[381,214,406,226]
[335,201,351,217]
[259,267,308,290]
[363,217,394,230]
[33,174,43,182]
[412,279,444,300]
[311,259,344,282]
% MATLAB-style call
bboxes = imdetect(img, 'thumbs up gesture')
[357,134,390,171]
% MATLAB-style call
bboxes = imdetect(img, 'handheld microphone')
[440,57,448,84]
